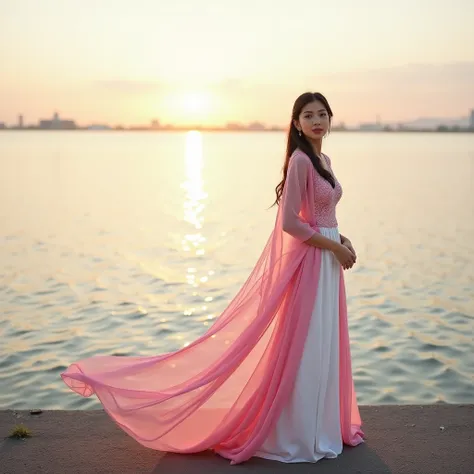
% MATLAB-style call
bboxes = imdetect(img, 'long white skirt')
[255,227,342,463]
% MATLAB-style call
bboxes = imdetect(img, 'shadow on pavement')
[151,445,392,474]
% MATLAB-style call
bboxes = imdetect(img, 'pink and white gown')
[60,149,363,465]
[255,153,345,463]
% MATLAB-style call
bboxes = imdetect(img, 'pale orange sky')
[1,0,473,127]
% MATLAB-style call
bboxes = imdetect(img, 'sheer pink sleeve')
[281,153,317,242]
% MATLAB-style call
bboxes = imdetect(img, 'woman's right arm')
[281,153,355,268]
[281,153,318,242]
[281,153,339,251]
[306,233,355,269]
[305,232,341,252]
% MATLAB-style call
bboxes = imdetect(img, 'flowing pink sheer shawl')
[61,151,364,464]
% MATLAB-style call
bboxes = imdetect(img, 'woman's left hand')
[342,239,357,261]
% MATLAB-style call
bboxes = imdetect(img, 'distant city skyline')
[1,1,473,127]
[1,108,473,132]
[1,108,474,129]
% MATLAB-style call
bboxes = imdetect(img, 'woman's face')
[295,100,330,140]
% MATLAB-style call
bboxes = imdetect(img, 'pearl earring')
[298,130,302,137]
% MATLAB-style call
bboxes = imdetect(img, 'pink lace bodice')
[313,154,342,227]
[281,151,342,242]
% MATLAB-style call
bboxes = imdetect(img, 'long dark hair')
[273,92,334,206]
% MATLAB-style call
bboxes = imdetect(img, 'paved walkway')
[1,405,473,473]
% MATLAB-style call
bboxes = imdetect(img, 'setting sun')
[181,92,212,115]
[160,90,218,126]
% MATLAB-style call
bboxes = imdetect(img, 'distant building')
[39,112,77,130]
[226,122,245,130]
[18,114,24,128]
[151,119,160,129]
[0,122,5,129]
[470,109,474,129]
[334,121,347,131]
[87,125,111,130]
[248,121,266,131]
[359,123,384,131]
[359,114,384,131]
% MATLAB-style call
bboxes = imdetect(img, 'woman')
[254,91,363,462]
[61,92,364,465]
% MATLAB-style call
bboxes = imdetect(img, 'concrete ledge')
[1,405,473,474]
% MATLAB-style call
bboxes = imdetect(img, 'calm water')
[0,130,473,410]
